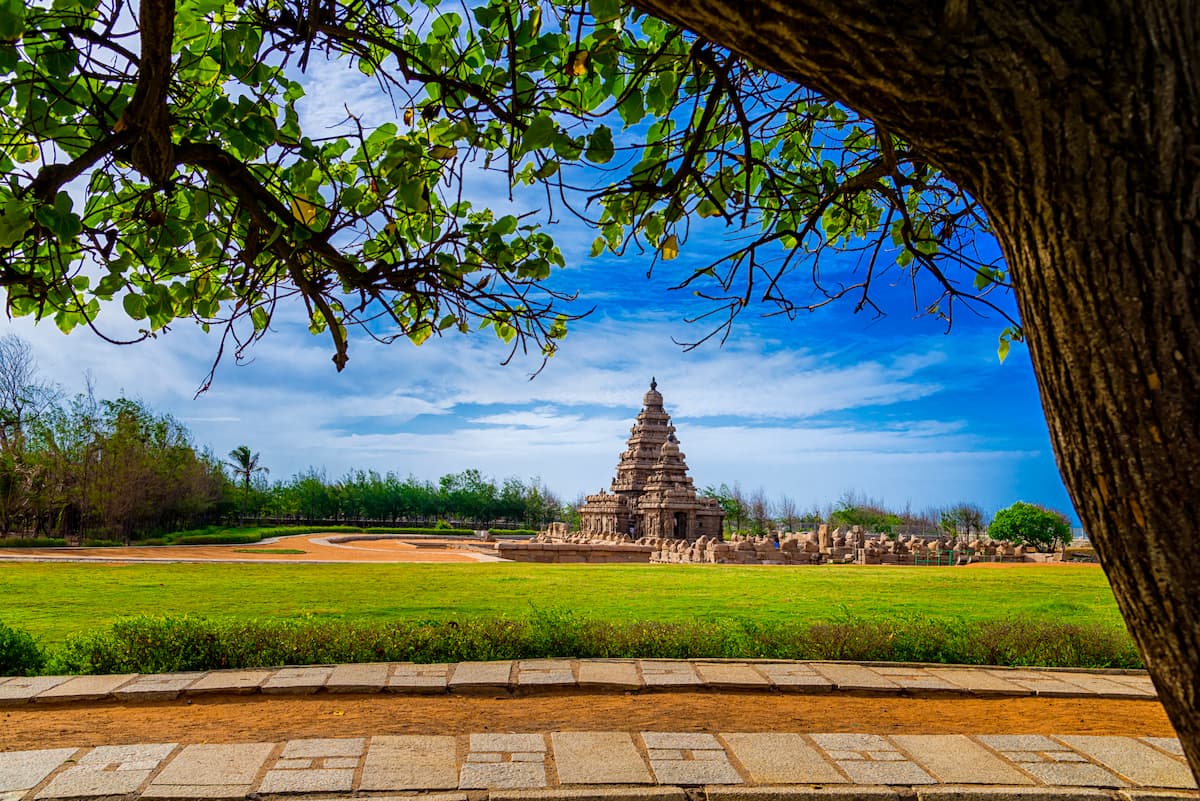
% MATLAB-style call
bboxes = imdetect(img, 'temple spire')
[650,376,657,391]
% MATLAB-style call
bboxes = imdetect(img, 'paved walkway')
[2,660,1195,801]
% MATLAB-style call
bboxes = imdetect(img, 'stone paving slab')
[640,662,703,689]
[460,733,549,789]
[144,743,273,799]
[388,663,451,694]
[448,661,514,691]
[186,670,273,695]
[577,660,641,690]
[705,787,900,801]
[492,789,686,801]
[810,734,937,785]
[516,660,577,688]
[361,735,459,791]
[0,749,78,801]
[261,666,332,694]
[325,662,389,693]
[35,674,137,704]
[0,676,71,706]
[808,664,902,692]
[978,736,1127,787]
[721,733,846,784]
[113,673,206,701]
[754,664,833,693]
[37,743,177,799]
[869,667,962,693]
[552,732,653,785]
[916,788,1113,801]
[259,738,365,795]
[643,733,740,785]
[926,669,1032,697]
[892,735,1034,785]
[1055,736,1197,789]
[694,663,770,689]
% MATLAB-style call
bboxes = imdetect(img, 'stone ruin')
[515,523,1056,566]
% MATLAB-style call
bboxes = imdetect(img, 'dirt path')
[0,692,1173,750]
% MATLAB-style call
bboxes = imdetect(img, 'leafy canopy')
[988,501,1071,550]
[0,0,1016,384]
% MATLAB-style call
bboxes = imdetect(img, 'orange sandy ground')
[0,691,1173,751]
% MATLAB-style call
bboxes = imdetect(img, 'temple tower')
[578,379,724,540]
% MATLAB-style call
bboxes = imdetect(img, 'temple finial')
[650,376,657,391]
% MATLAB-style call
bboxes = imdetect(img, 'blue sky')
[0,59,1078,523]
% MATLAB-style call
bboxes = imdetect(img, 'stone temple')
[578,379,724,541]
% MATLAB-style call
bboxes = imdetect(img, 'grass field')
[0,561,1125,646]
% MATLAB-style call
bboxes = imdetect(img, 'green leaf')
[0,0,26,42]
[122,293,147,320]
[589,0,621,23]
[522,114,556,151]
[585,126,614,164]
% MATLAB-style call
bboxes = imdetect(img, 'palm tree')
[226,445,268,525]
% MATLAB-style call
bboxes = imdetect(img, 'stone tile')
[261,737,365,793]
[694,664,770,689]
[1055,736,1197,789]
[709,790,903,801]
[644,733,723,751]
[1118,794,1200,801]
[1052,674,1157,699]
[992,671,1094,698]
[114,673,206,701]
[35,673,136,703]
[0,749,79,796]
[640,661,703,689]
[722,733,847,784]
[643,733,740,785]
[261,666,332,694]
[918,789,1113,801]
[186,669,272,694]
[461,733,549,789]
[0,676,70,706]
[492,790,686,801]
[326,662,389,693]
[810,734,936,786]
[361,735,459,791]
[279,738,365,759]
[577,661,642,690]
[471,734,547,753]
[867,667,961,692]
[927,669,1031,696]
[459,762,548,789]
[389,664,451,694]
[38,744,177,799]
[978,736,1125,788]
[517,660,576,687]
[809,664,901,692]
[755,663,834,693]
[893,735,1034,785]
[1143,739,1186,759]
[448,661,514,691]
[144,742,273,799]
[552,733,653,785]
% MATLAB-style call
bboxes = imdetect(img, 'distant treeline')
[0,335,566,543]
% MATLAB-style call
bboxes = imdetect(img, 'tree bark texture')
[629,0,1200,777]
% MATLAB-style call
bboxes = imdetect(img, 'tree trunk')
[631,0,1200,777]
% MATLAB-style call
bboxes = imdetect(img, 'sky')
[0,57,1080,524]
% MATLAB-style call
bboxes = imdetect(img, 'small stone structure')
[576,378,723,541]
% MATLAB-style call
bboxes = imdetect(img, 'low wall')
[494,541,653,564]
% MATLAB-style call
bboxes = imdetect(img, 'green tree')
[225,445,268,525]
[988,502,1071,552]
[4,0,1200,775]
[939,503,986,539]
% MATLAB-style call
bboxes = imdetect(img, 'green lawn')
[0,561,1125,646]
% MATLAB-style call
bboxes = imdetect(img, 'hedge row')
[0,613,1142,677]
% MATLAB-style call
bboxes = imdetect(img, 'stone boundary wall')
[493,541,653,564]
[525,526,1063,567]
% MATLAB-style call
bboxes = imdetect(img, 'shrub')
[43,612,1141,675]
[989,502,1072,550]
[0,622,45,676]
[0,537,67,548]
